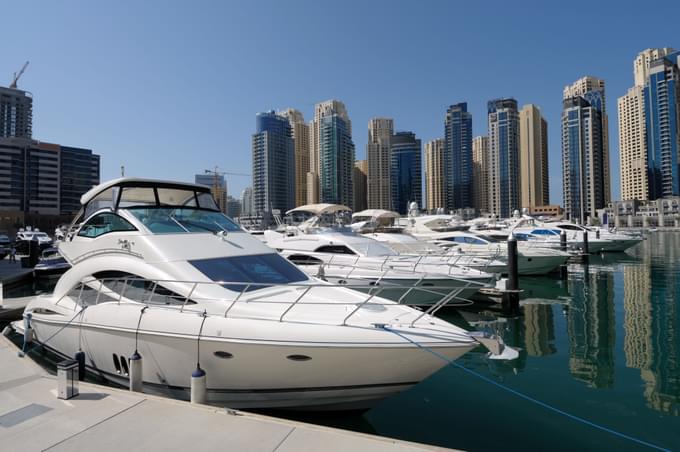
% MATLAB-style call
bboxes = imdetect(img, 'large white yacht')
[13,178,506,410]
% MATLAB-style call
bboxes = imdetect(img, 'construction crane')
[10,61,29,89]
[203,166,250,212]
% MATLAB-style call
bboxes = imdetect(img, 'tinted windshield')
[190,253,308,292]
[128,208,241,234]
[349,240,398,257]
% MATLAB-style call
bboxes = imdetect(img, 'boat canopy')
[286,203,351,216]
[352,209,399,220]
[80,178,211,205]
[78,178,219,221]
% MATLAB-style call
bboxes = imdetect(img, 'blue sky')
[3,0,679,204]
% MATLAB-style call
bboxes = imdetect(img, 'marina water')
[276,232,680,451]
[3,233,679,450]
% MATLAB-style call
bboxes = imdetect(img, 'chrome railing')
[52,275,479,327]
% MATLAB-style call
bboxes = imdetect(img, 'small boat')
[33,248,71,278]
[15,228,53,254]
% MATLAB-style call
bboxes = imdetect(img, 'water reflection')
[523,304,556,357]
[624,233,680,416]
[567,267,616,389]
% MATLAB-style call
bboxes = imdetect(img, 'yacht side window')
[314,245,356,255]
[78,213,137,238]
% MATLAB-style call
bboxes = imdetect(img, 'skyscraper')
[487,98,520,218]
[519,104,549,209]
[390,131,422,214]
[644,51,680,199]
[425,138,445,212]
[618,86,649,201]
[634,48,676,88]
[309,100,354,207]
[619,49,676,202]
[0,86,32,139]
[563,76,611,206]
[444,103,473,210]
[353,159,368,212]
[472,136,489,212]
[251,111,295,221]
[562,91,607,223]
[366,117,393,209]
[279,108,309,207]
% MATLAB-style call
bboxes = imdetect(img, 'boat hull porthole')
[286,354,312,362]
[214,351,234,359]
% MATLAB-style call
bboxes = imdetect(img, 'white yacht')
[410,230,571,276]
[352,209,506,274]
[13,178,508,410]
[507,217,642,253]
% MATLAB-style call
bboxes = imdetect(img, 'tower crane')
[203,166,250,212]
[10,61,29,89]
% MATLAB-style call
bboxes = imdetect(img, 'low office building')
[0,137,100,234]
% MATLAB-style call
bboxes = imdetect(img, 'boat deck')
[0,335,450,452]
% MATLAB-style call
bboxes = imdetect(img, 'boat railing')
[303,251,500,278]
[54,275,479,327]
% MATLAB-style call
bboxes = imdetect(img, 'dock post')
[74,350,86,381]
[582,231,589,254]
[560,231,567,251]
[23,312,33,347]
[28,238,40,267]
[502,237,520,314]
[129,351,143,392]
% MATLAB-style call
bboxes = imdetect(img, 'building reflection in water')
[624,233,680,415]
[523,304,556,357]
[567,268,616,388]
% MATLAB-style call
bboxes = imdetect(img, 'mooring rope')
[19,306,88,357]
[382,325,670,452]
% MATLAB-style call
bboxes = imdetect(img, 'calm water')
[4,234,679,450]
[275,232,680,451]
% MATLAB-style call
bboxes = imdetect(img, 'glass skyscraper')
[444,103,472,210]
[487,98,519,218]
[645,51,680,200]
[318,114,355,207]
[561,94,606,223]
[251,111,295,220]
[390,131,422,214]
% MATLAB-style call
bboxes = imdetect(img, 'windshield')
[190,253,308,292]
[128,208,241,234]
[349,240,398,257]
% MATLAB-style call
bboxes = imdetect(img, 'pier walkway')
[0,336,449,451]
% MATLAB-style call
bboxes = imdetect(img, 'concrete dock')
[0,335,450,451]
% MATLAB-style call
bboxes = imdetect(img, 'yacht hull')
[24,313,476,410]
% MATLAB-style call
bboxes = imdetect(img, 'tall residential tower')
[487,98,520,218]
[444,103,473,210]
[366,117,394,209]
[519,104,549,209]
[309,100,354,207]
[279,108,309,207]
[562,77,609,223]
[425,138,445,212]
[390,131,422,214]
[251,111,295,221]
[472,136,489,213]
